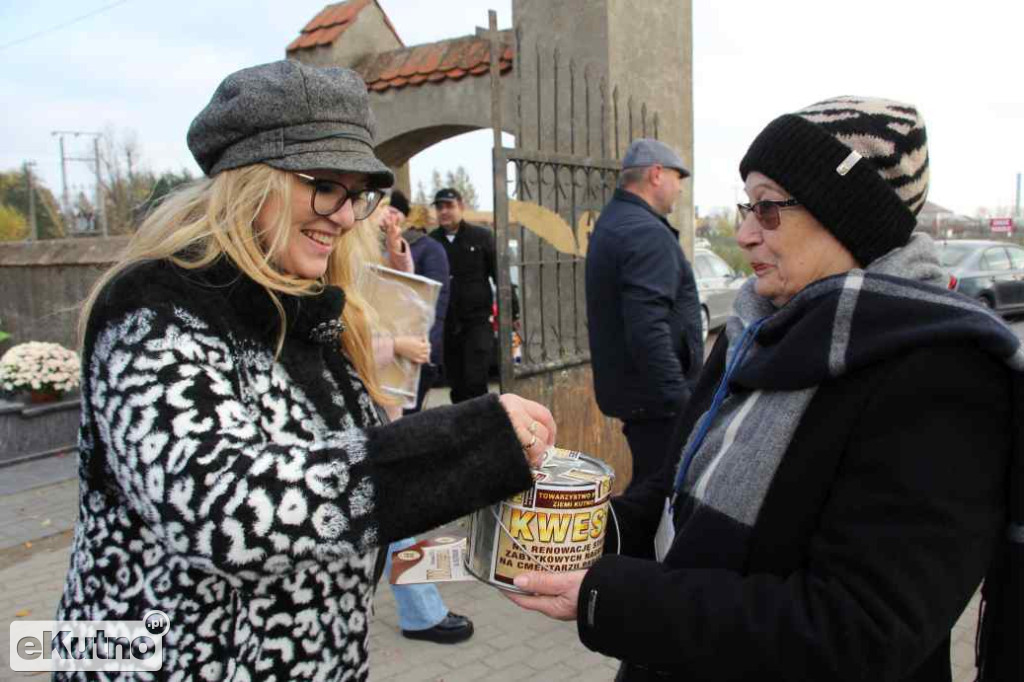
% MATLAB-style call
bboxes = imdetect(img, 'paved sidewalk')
[0,479,78,552]
[0,476,985,681]
[0,375,986,681]
[0,491,617,681]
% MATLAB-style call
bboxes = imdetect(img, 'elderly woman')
[56,60,555,680]
[510,97,1021,681]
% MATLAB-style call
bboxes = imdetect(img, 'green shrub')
[0,203,27,241]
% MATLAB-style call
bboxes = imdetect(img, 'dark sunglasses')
[736,199,801,231]
[294,172,384,221]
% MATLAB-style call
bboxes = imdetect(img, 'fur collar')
[180,257,347,347]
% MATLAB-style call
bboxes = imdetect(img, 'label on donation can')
[489,448,614,588]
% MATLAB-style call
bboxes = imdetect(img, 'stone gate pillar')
[512,0,694,255]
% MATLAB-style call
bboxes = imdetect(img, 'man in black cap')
[429,188,499,403]
[585,138,703,491]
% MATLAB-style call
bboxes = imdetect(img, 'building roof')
[355,32,514,92]
[286,0,403,54]
[918,200,954,216]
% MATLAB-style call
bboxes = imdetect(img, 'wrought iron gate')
[484,11,661,486]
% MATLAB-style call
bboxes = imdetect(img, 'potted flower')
[0,342,81,404]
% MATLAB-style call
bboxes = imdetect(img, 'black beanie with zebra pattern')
[740,96,929,266]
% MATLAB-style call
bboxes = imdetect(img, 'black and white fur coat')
[55,257,531,681]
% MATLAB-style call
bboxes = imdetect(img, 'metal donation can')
[465,447,615,593]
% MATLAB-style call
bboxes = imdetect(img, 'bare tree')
[426,166,480,210]
[414,180,428,204]
[100,126,154,234]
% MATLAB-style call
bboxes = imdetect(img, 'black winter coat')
[578,332,1011,682]
[56,258,532,681]
[585,189,702,420]
[430,221,498,327]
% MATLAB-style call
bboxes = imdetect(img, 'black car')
[938,239,1024,314]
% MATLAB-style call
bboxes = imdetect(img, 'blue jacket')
[404,229,450,366]
[585,189,702,420]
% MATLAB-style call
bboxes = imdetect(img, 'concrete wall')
[608,0,694,254]
[512,0,612,157]
[512,0,694,255]
[0,237,127,355]
[370,73,519,167]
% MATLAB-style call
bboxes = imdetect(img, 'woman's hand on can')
[498,393,556,468]
[503,570,585,621]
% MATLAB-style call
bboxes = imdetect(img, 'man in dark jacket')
[390,190,451,414]
[430,188,500,404]
[585,139,702,490]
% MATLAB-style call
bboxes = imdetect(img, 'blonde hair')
[78,164,390,405]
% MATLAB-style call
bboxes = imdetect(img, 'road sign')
[990,217,1013,233]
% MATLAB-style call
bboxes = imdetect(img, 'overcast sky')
[2,0,1022,218]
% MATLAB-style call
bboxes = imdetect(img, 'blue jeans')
[384,537,448,631]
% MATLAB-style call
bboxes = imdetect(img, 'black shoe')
[401,612,474,644]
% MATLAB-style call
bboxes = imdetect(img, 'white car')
[694,247,745,341]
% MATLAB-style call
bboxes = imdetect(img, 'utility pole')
[57,135,70,215]
[51,130,104,236]
[93,136,107,236]
[23,162,38,241]
[1016,172,1021,219]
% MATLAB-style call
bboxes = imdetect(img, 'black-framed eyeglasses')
[294,172,384,221]
[736,199,801,231]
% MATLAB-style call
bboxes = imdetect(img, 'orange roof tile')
[352,32,513,92]
[436,40,471,72]
[461,40,491,70]
[287,0,403,55]
[288,23,347,51]
[398,44,443,78]
[376,53,405,83]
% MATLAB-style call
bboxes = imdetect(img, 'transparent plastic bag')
[363,264,442,409]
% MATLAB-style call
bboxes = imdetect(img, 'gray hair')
[617,166,649,189]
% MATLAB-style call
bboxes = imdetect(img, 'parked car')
[693,247,745,340]
[937,239,1024,314]
[483,243,744,376]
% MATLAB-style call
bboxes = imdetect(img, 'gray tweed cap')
[187,59,394,187]
[622,138,690,178]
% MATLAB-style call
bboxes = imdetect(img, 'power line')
[0,0,132,52]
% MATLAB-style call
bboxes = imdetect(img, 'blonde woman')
[56,60,553,681]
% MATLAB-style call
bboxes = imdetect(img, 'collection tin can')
[464,447,615,594]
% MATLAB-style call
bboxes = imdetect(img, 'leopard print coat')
[55,258,531,681]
